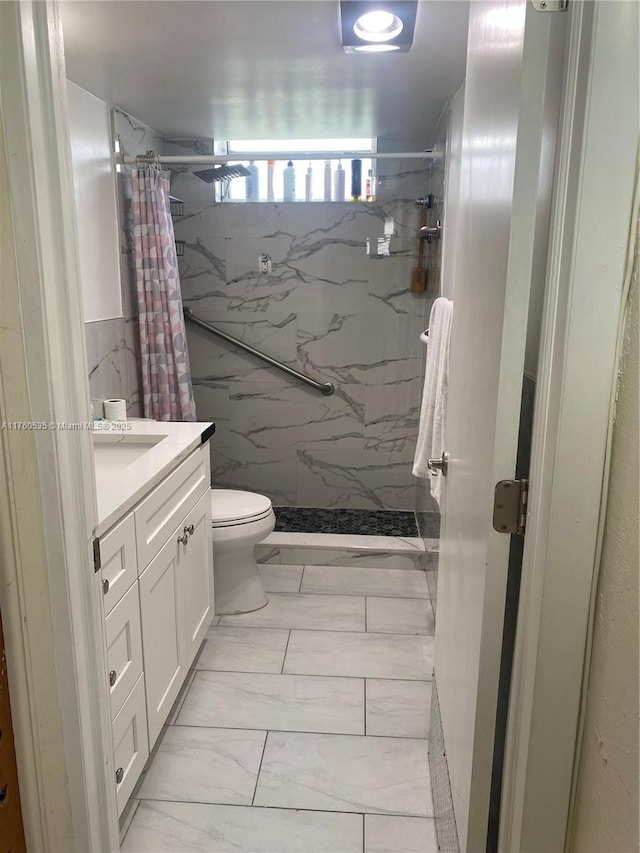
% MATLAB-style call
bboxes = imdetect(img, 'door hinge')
[93,537,101,572]
[493,479,529,536]
[532,0,568,11]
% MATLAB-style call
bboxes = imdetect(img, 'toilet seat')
[211,489,273,528]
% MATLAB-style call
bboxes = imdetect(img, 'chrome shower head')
[193,164,252,183]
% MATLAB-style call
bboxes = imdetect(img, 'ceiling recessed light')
[353,10,404,43]
[354,43,401,53]
[340,2,418,55]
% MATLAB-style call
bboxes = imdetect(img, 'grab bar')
[183,307,335,396]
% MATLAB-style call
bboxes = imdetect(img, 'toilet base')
[214,549,269,615]
[212,510,274,615]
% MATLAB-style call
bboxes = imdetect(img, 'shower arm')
[183,307,335,396]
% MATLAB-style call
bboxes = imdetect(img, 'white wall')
[66,81,122,322]
[570,228,639,852]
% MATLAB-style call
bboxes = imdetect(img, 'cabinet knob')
[115,767,124,784]
[177,532,189,545]
[109,670,117,687]
[102,578,110,595]
[185,524,195,536]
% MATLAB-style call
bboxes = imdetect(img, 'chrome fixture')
[192,164,252,183]
[427,452,449,477]
[340,1,418,54]
[417,220,442,243]
[183,307,335,396]
[169,196,184,216]
[132,151,251,183]
[123,151,443,165]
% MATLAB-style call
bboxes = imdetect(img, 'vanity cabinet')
[139,489,213,745]
[96,442,214,815]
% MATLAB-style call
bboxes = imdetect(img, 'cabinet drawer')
[99,513,137,615]
[135,446,210,568]
[105,581,143,720]
[112,675,148,817]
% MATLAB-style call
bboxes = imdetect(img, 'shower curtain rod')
[123,150,443,165]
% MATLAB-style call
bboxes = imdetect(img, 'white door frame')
[0,1,636,852]
[0,1,118,850]
[500,2,639,851]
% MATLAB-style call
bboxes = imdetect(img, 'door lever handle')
[427,452,449,477]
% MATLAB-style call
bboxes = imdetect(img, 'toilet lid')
[210,489,273,524]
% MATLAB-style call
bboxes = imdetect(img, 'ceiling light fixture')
[353,10,403,42]
[340,1,418,54]
[354,43,401,53]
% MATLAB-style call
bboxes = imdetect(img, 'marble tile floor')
[123,560,437,853]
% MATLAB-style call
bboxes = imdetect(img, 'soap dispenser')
[245,160,259,200]
[323,160,332,201]
[305,163,313,202]
[283,160,296,201]
[334,161,345,201]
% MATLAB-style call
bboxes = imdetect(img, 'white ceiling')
[61,0,469,144]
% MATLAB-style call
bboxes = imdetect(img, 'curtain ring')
[136,150,161,170]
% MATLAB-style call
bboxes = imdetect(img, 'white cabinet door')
[139,535,185,748]
[105,581,143,719]
[178,490,214,667]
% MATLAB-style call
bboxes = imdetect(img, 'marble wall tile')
[365,378,422,450]
[178,233,227,304]
[228,383,365,450]
[210,445,297,506]
[297,312,424,388]
[122,316,142,417]
[85,317,143,418]
[170,141,431,508]
[86,318,128,411]
[187,310,298,382]
[297,446,417,511]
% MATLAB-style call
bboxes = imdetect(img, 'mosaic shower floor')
[274,507,420,538]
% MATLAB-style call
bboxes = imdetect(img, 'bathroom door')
[433,2,567,851]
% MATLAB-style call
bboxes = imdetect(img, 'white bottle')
[334,161,345,201]
[283,160,296,201]
[267,160,275,201]
[324,160,332,201]
[245,160,259,200]
[305,163,313,201]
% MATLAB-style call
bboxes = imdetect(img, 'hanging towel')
[412,297,453,507]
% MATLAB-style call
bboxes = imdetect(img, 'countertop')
[94,419,214,537]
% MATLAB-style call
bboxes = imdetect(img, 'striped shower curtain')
[125,166,196,421]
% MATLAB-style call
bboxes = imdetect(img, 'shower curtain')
[125,166,196,421]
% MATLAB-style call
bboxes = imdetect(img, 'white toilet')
[210,489,274,615]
